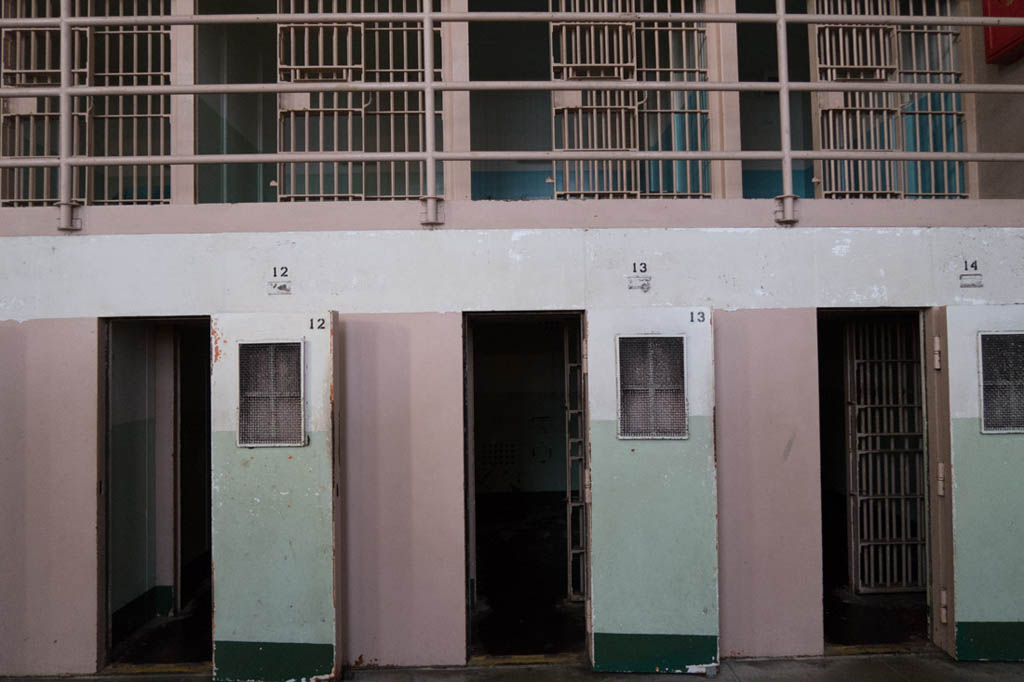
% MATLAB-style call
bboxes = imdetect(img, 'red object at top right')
[984,0,1024,64]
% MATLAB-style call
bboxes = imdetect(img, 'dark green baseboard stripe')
[956,622,1024,661]
[593,633,717,672]
[215,640,334,681]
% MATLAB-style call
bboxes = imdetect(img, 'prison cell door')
[844,315,928,594]
[208,313,338,679]
[565,317,589,603]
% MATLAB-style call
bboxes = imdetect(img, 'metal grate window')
[980,333,1024,434]
[551,0,709,200]
[617,336,687,439]
[238,341,305,447]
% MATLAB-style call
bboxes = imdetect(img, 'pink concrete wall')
[336,313,466,667]
[715,308,824,658]
[0,319,99,675]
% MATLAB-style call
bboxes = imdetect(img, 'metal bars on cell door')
[564,318,587,601]
[550,0,709,199]
[277,0,439,201]
[844,317,927,594]
[0,0,171,206]
[814,0,965,199]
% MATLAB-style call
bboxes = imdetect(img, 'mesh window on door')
[980,333,1024,433]
[238,341,305,446]
[618,336,687,438]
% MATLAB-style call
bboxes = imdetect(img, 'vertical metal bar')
[421,0,437,224]
[845,323,859,590]
[57,0,74,229]
[775,0,794,222]
[564,322,573,599]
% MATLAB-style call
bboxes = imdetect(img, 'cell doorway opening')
[818,310,929,650]
[465,312,589,660]
[102,318,212,668]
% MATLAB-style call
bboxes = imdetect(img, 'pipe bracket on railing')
[774,194,798,226]
[56,201,82,231]
[420,196,444,228]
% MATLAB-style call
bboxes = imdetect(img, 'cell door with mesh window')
[844,315,928,594]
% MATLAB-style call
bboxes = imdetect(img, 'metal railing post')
[775,0,796,225]
[422,2,441,226]
[57,0,77,231]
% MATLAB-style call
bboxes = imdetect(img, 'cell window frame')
[615,333,689,441]
[237,339,308,448]
[978,330,1024,435]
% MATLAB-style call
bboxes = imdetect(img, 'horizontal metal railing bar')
[791,151,1024,162]
[446,12,1024,27]
[4,150,1024,169]
[3,11,1024,28]
[0,151,780,167]
[452,151,1024,162]
[0,80,760,97]
[793,13,1024,27]
[789,82,1024,94]
[4,80,1023,99]
[0,13,427,27]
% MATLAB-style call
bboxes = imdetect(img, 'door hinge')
[937,462,946,497]
[932,335,942,370]
[584,466,592,505]
[940,588,949,624]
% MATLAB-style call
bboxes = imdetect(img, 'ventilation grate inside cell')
[618,336,687,438]
[239,342,304,446]
[981,333,1024,433]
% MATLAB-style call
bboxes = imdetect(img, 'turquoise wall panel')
[471,170,552,201]
[741,167,815,199]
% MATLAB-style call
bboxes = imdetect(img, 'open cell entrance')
[103,317,212,667]
[465,312,588,660]
[818,310,929,649]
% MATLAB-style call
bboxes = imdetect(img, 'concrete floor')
[5,654,1024,682]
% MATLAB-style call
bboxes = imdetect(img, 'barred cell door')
[564,317,588,602]
[844,315,928,594]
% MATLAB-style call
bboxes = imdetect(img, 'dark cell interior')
[196,0,278,203]
[469,316,585,657]
[817,311,928,648]
[468,0,553,200]
[736,0,814,199]
[107,319,212,665]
